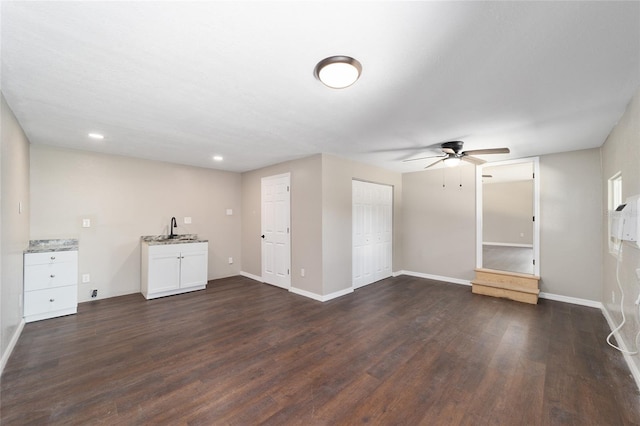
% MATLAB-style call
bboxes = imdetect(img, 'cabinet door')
[148,252,181,293]
[180,250,208,288]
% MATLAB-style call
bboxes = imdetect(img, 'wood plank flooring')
[1,275,639,425]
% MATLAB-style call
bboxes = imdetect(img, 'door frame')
[475,157,540,276]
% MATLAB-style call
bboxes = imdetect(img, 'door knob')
[261,235,265,239]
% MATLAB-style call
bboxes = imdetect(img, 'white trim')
[476,157,540,276]
[398,270,471,286]
[483,242,533,248]
[392,270,403,277]
[240,271,263,282]
[289,286,354,302]
[538,292,602,309]
[601,305,640,391]
[1,318,25,376]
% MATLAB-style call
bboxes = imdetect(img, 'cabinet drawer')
[24,262,78,291]
[24,285,77,317]
[25,250,78,266]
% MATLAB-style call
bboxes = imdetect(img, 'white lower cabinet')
[141,242,208,299]
[24,250,78,322]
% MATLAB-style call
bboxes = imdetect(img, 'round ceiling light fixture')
[443,156,461,168]
[314,56,362,89]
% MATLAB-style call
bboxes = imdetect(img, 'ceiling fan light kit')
[443,157,461,167]
[314,56,362,89]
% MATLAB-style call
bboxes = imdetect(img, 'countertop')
[141,234,208,245]
[25,239,79,254]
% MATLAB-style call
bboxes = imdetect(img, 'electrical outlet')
[91,289,98,298]
[301,268,305,277]
[184,217,192,224]
[612,291,616,304]
[82,218,91,228]
[228,257,233,264]
[636,268,640,280]
[82,273,90,283]
[226,209,233,216]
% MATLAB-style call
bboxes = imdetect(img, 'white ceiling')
[2,1,639,173]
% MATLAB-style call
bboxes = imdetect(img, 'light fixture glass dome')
[443,156,461,167]
[314,56,362,89]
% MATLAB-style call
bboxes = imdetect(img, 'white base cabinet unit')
[24,248,78,323]
[141,241,208,299]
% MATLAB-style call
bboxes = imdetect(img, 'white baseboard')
[1,318,25,376]
[240,271,263,282]
[240,272,354,303]
[397,270,472,287]
[538,292,602,309]
[483,242,533,248]
[601,305,640,391]
[289,286,354,302]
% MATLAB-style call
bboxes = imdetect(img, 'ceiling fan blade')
[424,159,445,169]
[461,156,486,165]
[462,148,510,155]
[442,148,456,154]
[402,154,446,162]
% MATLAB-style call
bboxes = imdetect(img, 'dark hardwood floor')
[1,275,639,425]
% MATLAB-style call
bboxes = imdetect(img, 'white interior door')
[353,180,392,288]
[261,173,291,289]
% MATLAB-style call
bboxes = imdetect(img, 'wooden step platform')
[472,268,540,305]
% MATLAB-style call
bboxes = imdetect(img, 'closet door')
[353,180,392,289]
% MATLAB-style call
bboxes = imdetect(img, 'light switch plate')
[82,218,91,228]
[226,209,233,216]
[82,274,90,283]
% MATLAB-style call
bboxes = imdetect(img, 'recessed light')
[88,133,104,140]
[314,56,362,89]
[213,155,223,161]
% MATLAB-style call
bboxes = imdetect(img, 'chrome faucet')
[169,217,177,238]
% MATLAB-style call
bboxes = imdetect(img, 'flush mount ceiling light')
[213,155,223,161]
[443,156,461,168]
[314,56,362,89]
[88,133,104,140]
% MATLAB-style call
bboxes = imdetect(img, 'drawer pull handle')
[50,274,55,278]
[49,299,55,302]
[50,256,56,260]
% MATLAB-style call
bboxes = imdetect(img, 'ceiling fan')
[403,141,510,169]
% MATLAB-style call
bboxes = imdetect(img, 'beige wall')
[601,88,640,374]
[321,154,402,295]
[539,148,602,300]
[483,180,533,245]
[240,153,402,298]
[402,149,603,302]
[1,94,30,365]
[241,155,324,295]
[30,145,242,302]
[402,163,477,281]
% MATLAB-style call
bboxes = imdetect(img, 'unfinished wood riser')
[474,270,538,290]
[472,268,540,305]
